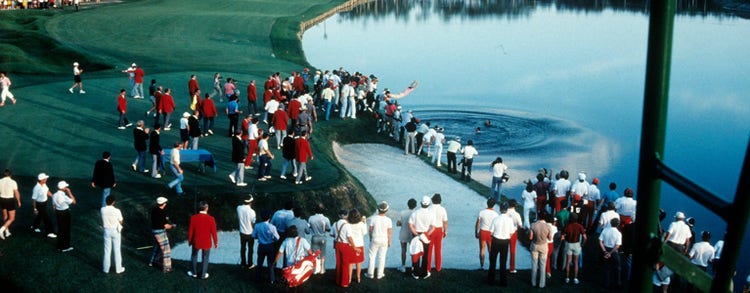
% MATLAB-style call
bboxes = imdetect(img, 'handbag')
[282,237,320,287]
[501,172,510,183]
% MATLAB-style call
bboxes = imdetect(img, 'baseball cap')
[592,178,600,184]
[57,180,69,189]
[182,112,190,118]
[73,62,79,66]
[675,211,685,219]
[38,173,50,181]
[377,201,389,213]
[578,172,586,181]
[156,197,168,205]
[421,196,431,206]
[131,63,137,67]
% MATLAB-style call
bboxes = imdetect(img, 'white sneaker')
[244,166,252,170]
[424,272,431,279]
[187,271,197,278]
[280,175,286,179]
[68,88,74,93]
[398,266,405,273]
[79,90,86,94]
[574,278,580,284]
[364,273,374,279]
[565,278,570,284]
[118,126,126,130]
[47,233,57,238]
[131,164,137,171]
[207,129,214,135]
[228,174,236,184]
[305,176,312,182]
[0,227,5,240]
[61,247,74,252]
[377,274,385,279]
[116,267,125,274]
[236,182,247,187]
[202,273,209,279]
[126,123,133,127]
[34,228,41,233]
[153,174,162,179]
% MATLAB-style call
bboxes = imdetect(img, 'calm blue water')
[302,0,750,285]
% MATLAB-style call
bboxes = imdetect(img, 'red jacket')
[201,98,217,118]
[263,90,274,104]
[293,75,305,92]
[188,212,218,250]
[273,109,288,131]
[117,94,127,112]
[154,91,162,111]
[134,68,145,83]
[247,83,257,102]
[160,94,175,113]
[188,79,200,95]
[288,99,302,120]
[295,137,312,163]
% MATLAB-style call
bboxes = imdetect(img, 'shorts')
[479,230,492,243]
[310,235,327,258]
[180,129,189,142]
[565,242,582,255]
[74,75,82,83]
[0,197,17,211]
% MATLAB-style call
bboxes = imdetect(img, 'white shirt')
[248,123,259,140]
[409,207,435,233]
[666,221,691,245]
[599,226,623,248]
[491,163,507,178]
[462,145,478,159]
[446,140,461,153]
[258,139,269,154]
[433,132,445,146]
[53,190,72,211]
[488,213,516,239]
[171,148,181,165]
[332,219,349,243]
[423,128,436,142]
[179,117,189,129]
[349,221,368,247]
[265,99,280,113]
[32,183,50,203]
[237,204,256,235]
[477,208,499,231]
[689,241,715,267]
[101,205,123,230]
[615,197,637,219]
[587,184,601,201]
[599,210,619,230]
[507,208,523,229]
[369,214,392,243]
[554,179,571,198]
[522,190,536,209]
[430,204,448,229]
[0,177,18,199]
[571,180,589,197]
[547,223,558,244]
[321,87,334,101]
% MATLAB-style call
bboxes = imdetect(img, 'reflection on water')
[411,107,617,187]
[343,0,734,21]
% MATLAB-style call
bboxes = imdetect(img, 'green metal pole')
[632,0,676,292]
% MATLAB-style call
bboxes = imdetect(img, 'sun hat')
[675,211,685,219]
[156,197,168,205]
[57,181,69,189]
[377,201,389,213]
[38,173,50,181]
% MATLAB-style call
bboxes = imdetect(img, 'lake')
[301,0,750,285]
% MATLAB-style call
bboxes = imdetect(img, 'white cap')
[675,211,685,219]
[578,172,586,181]
[182,112,190,118]
[73,62,79,66]
[421,196,431,206]
[37,173,50,181]
[156,197,168,205]
[131,63,137,67]
[57,180,69,189]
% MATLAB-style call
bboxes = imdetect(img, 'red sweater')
[117,94,127,112]
[247,84,257,102]
[288,99,302,120]
[273,109,288,131]
[160,94,175,113]
[201,98,217,118]
[188,79,200,95]
[134,68,145,83]
[188,212,218,250]
[295,137,312,163]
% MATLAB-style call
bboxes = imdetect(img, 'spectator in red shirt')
[159,88,176,130]
[188,75,200,97]
[294,131,313,184]
[116,89,132,129]
[561,213,587,284]
[272,108,289,149]
[201,93,217,136]
[187,201,218,279]
[134,65,145,99]
[246,80,258,116]
[153,85,163,126]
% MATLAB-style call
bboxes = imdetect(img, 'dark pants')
[240,233,255,267]
[412,242,430,278]
[256,243,276,282]
[416,133,425,153]
[248,100,258,116]
[228,113,239,136]
[191,248,211,276]
[202,117,214,135]
[257,154,271,178]
[55,209,71,250]
[461,158,474,181]
[447,152,457,173]
[488,237,510,285]
[32,201,54,234]
[602,247,622,287]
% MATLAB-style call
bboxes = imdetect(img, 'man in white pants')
[101,195,125,274]
[366,201,392,279]
[0,72,17,107]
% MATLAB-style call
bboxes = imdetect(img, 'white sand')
[172,142,530,270]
